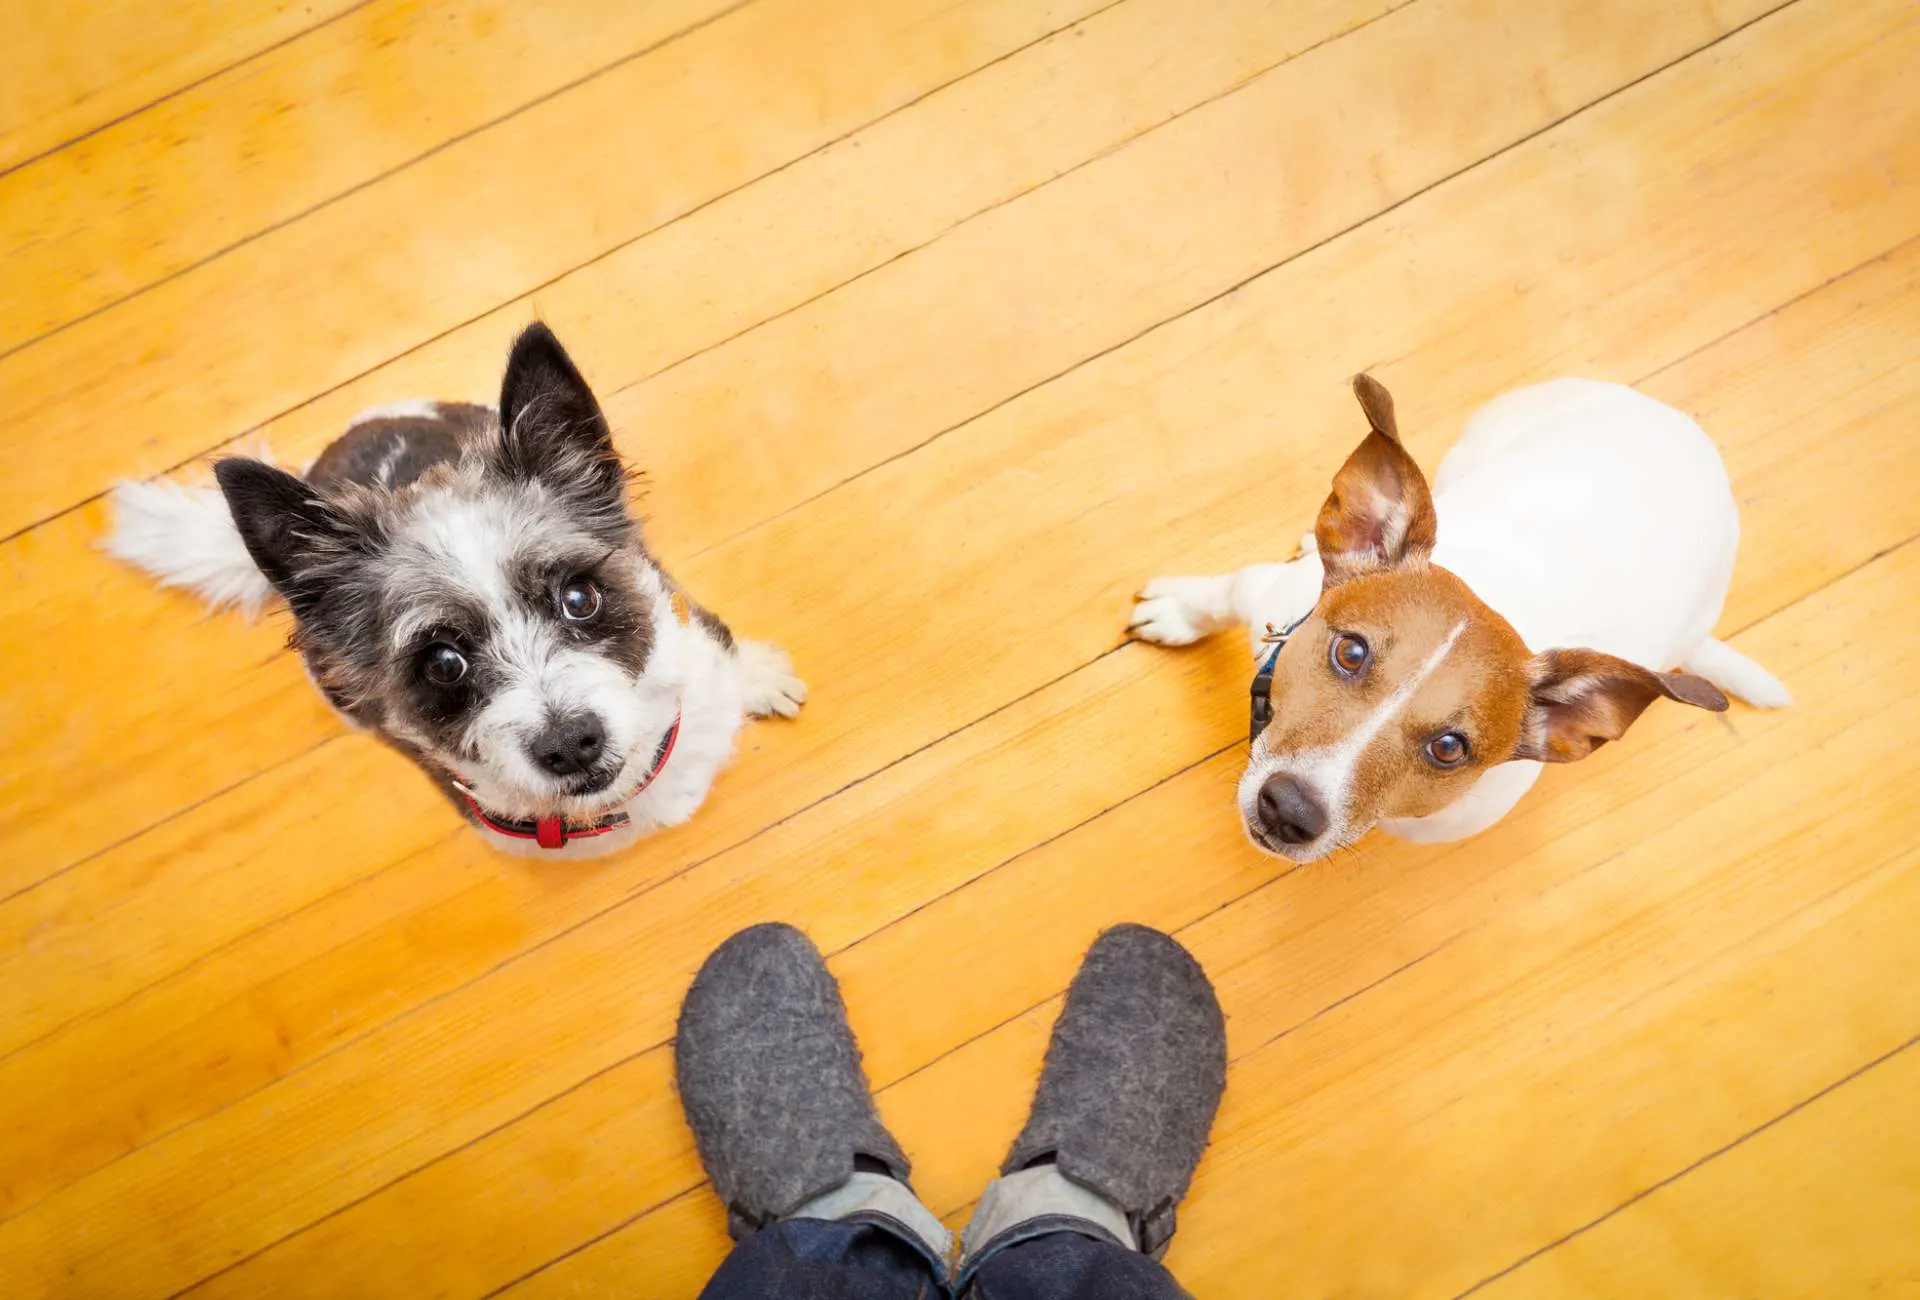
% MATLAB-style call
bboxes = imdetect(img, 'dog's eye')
[1330,633,1370,676]
[422,643,469,687]
[1426,731,1471,769]
[559,580,601,622]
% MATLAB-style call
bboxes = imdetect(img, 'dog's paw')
[1127,576,1222,646]
[737,639,807,719]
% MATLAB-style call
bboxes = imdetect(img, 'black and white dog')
[108,324,805,857]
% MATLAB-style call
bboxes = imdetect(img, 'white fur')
[104,478,274,616]
[1131,534,1320,651]
[351,398,442,424]
[481,610,811,861]
[1136,379,1789,850]
[469,610,753,861]
[736,639,809,718]
[386,494,527,650]
[1682,637,1793,710]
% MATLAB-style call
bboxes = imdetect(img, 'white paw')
[737,639,807,719]
[1127,576,1219,646]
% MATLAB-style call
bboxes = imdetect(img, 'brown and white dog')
[1129,375,1789,862]
[108,324,804,858]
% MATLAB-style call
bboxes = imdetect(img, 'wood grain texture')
[1473,1036,1920,1298]
[0,0,362,172]
[0,0,737,352]
[0,0,1107,537]
[1,0,1915,1295]
[0,0,1841,884]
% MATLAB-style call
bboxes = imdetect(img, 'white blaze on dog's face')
[1238,375,1728,862]
[216,325,689,821]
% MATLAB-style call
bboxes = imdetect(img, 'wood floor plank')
[0,0,736,352]
[5,0,1911,1173]
[611,0,1804,560]
[0,0,1781,541]
[3,1,1915,1291]
[0,0,1106,537]
[0,0,1861,882]
[0,649,1248,1293]
[0,0,362,173]
[1471,1039,1920,1298]
[242,0,1783,563]
[0,738,438,1058]
[0,505,342,890]
[0,647,1233,1225]
[207,0,1404,551]
[504,534,1920,1297]
[1168,726,1920,1295]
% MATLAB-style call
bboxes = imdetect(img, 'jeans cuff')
[955,1214,1133,1290]
[787,1171,955,1264]
[957,1164,1136,1280]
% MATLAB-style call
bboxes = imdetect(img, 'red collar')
[459,710,681,850]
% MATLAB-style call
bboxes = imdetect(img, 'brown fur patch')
[1259,565,1534,832]
[1315,377,1436,586]
[1516,648,1728,762]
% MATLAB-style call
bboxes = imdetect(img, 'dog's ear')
[496,323,629,531]
[215,458,361,617]
[1314,374,1437,587]
[1515,647,1728,763]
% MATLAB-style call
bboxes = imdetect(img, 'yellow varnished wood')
[225,0,1406,554]
[0,0,1915,1296]
[495,532,1920,1298]
[1475,1037,1920,1298]
[0,0,1870,884]
[0,0,360,172]
[0,0,736,352]
[3,0,1903,1170]
[0,0,1107,537]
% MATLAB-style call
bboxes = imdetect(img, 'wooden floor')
[3,0,1917,1295]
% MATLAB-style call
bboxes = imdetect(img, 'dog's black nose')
[531,714,605,776]
[1256,773,1328,845]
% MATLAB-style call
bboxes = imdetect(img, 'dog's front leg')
[1129,537,1323,655]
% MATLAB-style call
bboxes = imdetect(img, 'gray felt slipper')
[674,922,911,1240]
[1001,924,1227,1258]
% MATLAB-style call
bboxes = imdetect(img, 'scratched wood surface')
[2,0,1916,1295]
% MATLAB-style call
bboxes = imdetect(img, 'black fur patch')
[306,406,481,492]
[495,324,632,542]
[506,548,656,675]
[216,458,380,621]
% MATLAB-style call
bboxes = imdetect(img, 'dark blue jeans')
[698,1216,1189,1299]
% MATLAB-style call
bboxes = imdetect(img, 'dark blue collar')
[1250,610,1313,744]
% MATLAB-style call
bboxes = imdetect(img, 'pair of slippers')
[675,923,1227,1264]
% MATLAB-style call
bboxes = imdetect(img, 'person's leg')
[678,923,953,1300]
[956,925,1226,1300]
[702,1218,947,1300]
[962,1229,1188,1300]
